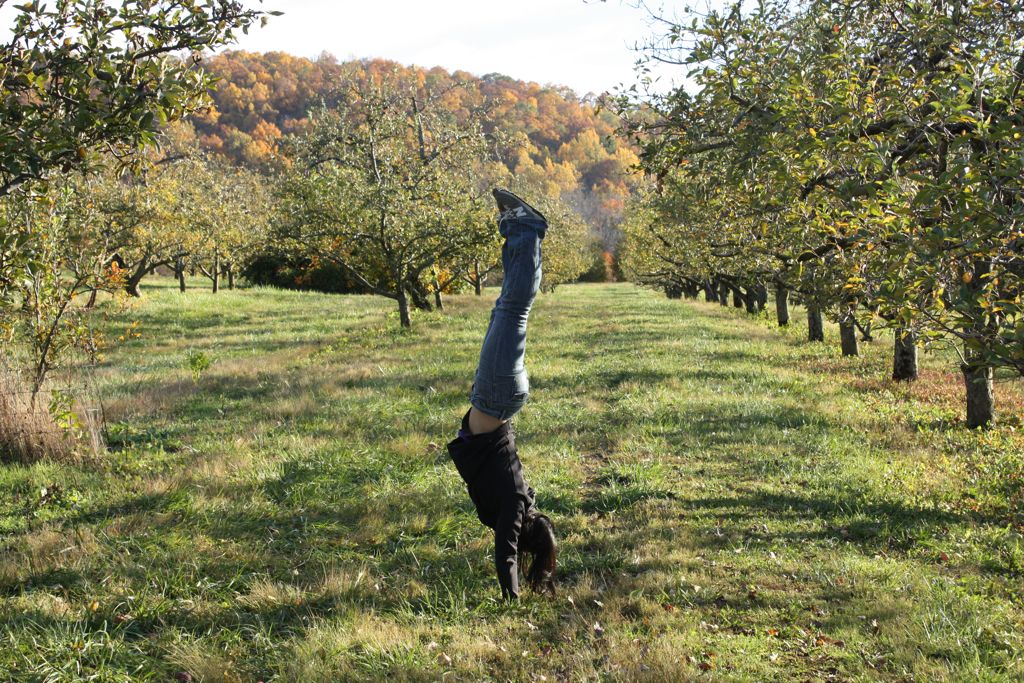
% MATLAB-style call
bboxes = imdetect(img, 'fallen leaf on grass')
[815,634,846,648]
[694,651,718,671]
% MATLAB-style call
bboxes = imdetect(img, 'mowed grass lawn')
[2,280,1023,682]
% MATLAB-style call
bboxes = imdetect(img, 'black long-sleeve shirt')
[447,412,535,599]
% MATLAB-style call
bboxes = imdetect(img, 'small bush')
[185,349,213,383]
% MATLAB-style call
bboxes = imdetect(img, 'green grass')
[1,279,1023,681]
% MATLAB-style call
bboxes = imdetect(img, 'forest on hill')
[191,51,642,255]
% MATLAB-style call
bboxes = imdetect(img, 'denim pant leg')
[470,216,546,420]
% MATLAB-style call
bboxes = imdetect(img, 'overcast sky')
[223,0,679,95]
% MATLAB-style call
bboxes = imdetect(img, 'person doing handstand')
[447,188,558,600]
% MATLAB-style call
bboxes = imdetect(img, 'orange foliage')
[193,52,638,195]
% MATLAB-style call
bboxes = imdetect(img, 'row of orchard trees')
[95,68,594,321]
[619,0,1024,428]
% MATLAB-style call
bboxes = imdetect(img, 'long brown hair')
[520,513,557,595]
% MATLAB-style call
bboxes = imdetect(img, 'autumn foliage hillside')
[191,51,639,252]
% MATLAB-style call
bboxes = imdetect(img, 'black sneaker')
[493,188,548,225]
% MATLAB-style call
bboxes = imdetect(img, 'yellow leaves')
[117,321,142,344]
[962,272,974,284]
[808,128,818,138]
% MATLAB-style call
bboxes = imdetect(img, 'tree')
[0,177,118,401]
[92,156,199,297]
[278,73,491,328]
[190,163,270,293]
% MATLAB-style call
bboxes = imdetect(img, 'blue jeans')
[470,213,547,420]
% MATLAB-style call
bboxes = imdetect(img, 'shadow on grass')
[682,488,968,552]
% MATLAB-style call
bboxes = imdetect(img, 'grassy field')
[1,280,1023,682]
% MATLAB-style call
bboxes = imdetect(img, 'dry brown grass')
[0,361,106,464]
[0,363,71,464]
[167,640,242,683]
[0,526,100,586]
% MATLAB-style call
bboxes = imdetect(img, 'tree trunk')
[175,257,186,293]
[473,261,482,296]
[409,283,433,311]
[807,305,824,342]
[84,289,98,309]
[731,287,743,308]
[397,290,412,328]
[775,285,790,327]
[704,280,716,302]
[756,283,768,312]
[892,328,918,381]
[718,281,729,306]
[839,317,859,356]
[743,288,758,314]
[227,266,234,290]
[961,260,995,428]
[125,258,149,298]
[962,361,994,428]
[433,273,444,311]
[211,252,220,294]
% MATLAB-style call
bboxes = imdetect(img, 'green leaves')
[0,0,271,200]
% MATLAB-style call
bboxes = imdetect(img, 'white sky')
[221,0,680,95]
[0,0,692,95]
